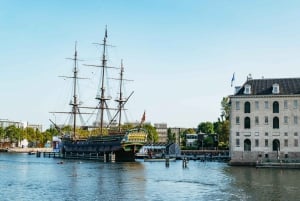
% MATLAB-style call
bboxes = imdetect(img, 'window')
[284,132,288,136]
[236,116,240,124]
[244,117,251,129]
[264,116,269,124]
[264,101,269,109]
[294,100,298,109]
[284,139,288,147]
[272,83,280,94]
[236,101,240,110]
[284,116,288,124]
[236,132,240,136]
[284,100,288,109]
[244,102,251,113]
[294,116,298,124]
[273,117,279,129]
[265,132,269,136]
[255,101,259,110]
[294,139,299,147]
[244,84,251,94]
[273,101,279,113]
[236,139,240,147]
[265,139,268,147]
[294,132,298,136]
[244,139,251,151]
[255,139,259,147]
[255,116,259,125]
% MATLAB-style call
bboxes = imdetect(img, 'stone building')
[229,77,300,165]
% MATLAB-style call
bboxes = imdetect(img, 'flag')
[231,73,235,87]
[141,111,146,123]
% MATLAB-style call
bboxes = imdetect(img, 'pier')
[36,151,116,162]
[180,150,230,161]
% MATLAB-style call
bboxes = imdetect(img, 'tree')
[167,128,176,143]
[5,125,21,144]
[219,120,230,149]
[142,124,158,143]
[197,122,214,134]
[183,128,196,135]
[221,96,230,121]
[216,96,231,149]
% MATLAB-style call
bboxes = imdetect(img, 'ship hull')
[61,130,147,162]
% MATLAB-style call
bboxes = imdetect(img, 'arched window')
[244,117,251,129]
[273,139,280,151]
[244,102,251,113]
[244,139,251,151]
[273,117,279,129]
[273,101,279,113]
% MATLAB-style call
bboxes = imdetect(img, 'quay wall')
[6,147,53,153]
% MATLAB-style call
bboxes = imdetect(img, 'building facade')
[154,123,168,143]
[229,77,300,165]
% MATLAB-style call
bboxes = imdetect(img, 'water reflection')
[1,153,300,201]
[225,166,300,201]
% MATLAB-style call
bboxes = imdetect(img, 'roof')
[235,78,300,96]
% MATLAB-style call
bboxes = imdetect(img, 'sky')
[1,0,300,130]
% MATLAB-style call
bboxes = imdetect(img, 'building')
[185,134,198,147]
[229,77,300,165]
[154,123,168,143]
[0,119,24,129]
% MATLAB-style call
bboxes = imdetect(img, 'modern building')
[229,77,300,165]
[154,123,168,143]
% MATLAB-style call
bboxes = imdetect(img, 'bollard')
[165,158,170,167]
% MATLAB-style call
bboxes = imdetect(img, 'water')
[0,153,299,201]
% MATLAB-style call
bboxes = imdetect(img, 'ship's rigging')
[50,27,134,138]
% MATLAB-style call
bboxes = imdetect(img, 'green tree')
[0,127,4,141]
[5,125,21,143]
[167,128,176,143]
[143,124,158,143]
[183,128,196,135]
[221,96,230,121]
[24,127,36,143]
[219,96,231,149]
[219,120,230,149]
[197,122,214,134]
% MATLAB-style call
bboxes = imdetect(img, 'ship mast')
[71,43,79,138]
[84,27,133,134]
[84,27,118,134]
[115,60,133,132]
[50,42,87,139]
[117,61,125,131]
[98,28,108,134]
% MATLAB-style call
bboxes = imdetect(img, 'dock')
[179,150,230,162]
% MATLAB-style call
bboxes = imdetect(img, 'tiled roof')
[235,78,300,95]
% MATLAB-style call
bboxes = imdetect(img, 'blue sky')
[1,0,300,130]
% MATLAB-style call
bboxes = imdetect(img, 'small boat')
[28,151,36,155]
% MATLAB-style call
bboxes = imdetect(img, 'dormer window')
[244,84,251,94]
[272,83,279,94]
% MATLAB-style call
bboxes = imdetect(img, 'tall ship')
[51,28,148,162]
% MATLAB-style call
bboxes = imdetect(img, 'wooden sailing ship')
[51,28,148,162]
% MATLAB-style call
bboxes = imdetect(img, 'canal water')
[0,153,299,201]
